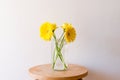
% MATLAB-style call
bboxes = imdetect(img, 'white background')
[0,0,120,80]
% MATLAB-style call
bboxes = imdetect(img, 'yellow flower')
[62,23,76,43]
[40,22,56,41]
[62,23,70,30]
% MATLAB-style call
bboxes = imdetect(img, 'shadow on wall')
[84,69,115,80]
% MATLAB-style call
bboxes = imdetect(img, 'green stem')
[52,48,57,69]
[52,33,58,69]
[59,37,67,69]
[58,32,64,42]
[52,33,67,70]
[58,51,67,69]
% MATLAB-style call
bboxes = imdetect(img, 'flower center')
[46,30,49,33]
[68,32,70,36]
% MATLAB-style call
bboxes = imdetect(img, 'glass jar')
[51,38,67,70]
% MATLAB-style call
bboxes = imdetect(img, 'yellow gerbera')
[40,22,56,41]
[62,23,76,43]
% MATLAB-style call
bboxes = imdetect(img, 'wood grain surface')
[29,64,88,80]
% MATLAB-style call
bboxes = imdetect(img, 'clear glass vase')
[51,38,67,70]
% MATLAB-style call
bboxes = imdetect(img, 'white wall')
[0,0,120,80]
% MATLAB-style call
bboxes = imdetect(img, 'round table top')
[29,64,88,80]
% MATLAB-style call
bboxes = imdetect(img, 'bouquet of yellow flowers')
[40,22,76,70]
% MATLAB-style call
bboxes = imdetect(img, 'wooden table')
[29,64,88,80]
